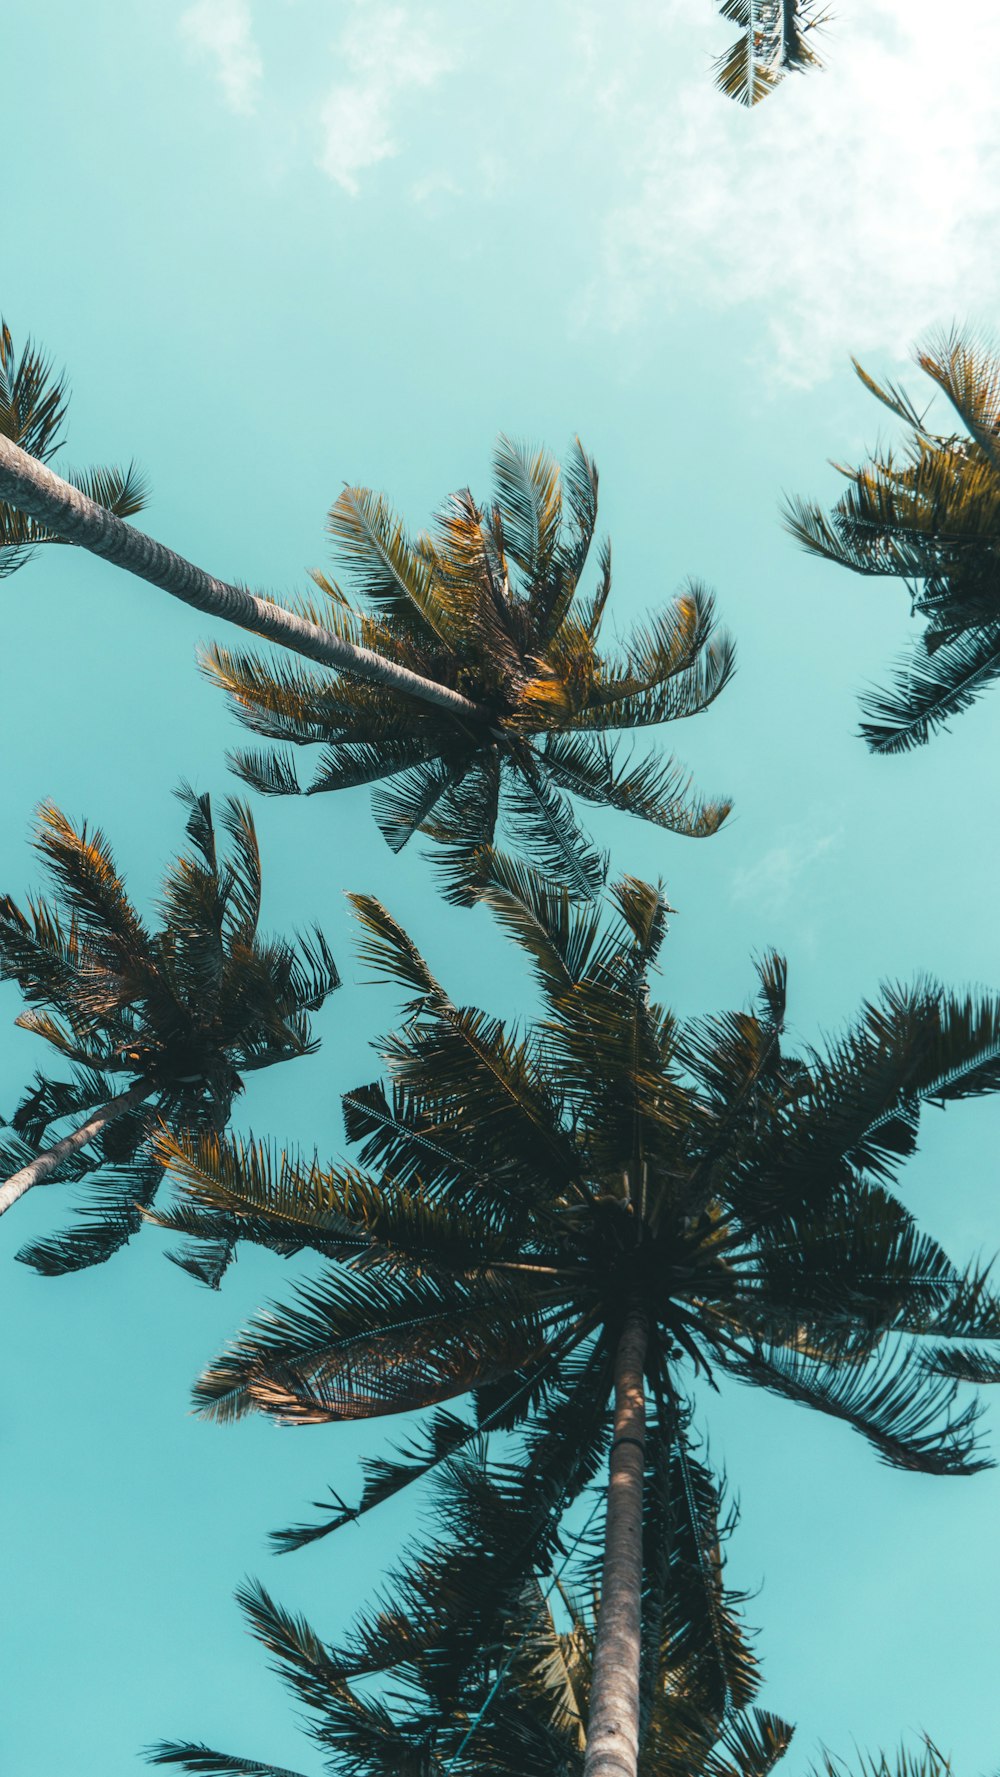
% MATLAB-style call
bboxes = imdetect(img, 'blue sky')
[4,1,1000,1772]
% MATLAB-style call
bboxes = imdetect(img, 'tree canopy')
[207,440,735,902]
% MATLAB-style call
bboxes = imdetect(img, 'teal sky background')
[4,1,1000,1772]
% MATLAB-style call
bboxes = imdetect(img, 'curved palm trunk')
[0,434,482,720]
[584,1306,649,1777]
[0,1080,152,1217]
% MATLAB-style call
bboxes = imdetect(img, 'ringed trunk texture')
[0,434,483,720]
[583,1306,649,1777]
[0,1081,152,1217]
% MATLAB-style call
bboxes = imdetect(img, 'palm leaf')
[148,1748,313,1777]
[724,1340,989,1475]
[858,627,1000,754]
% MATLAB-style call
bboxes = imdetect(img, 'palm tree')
[0,786,339,1280]
[0,333,734,895]
[713,3,828,108]
[206,437,734,900]
[156,858,1000,1776]
[150,1448,792,1777]
[0,318,148,578]
[786,330,1000,753]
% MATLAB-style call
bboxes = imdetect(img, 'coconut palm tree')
[786,330,1000,754]
[203,437,734,901]
[150,1448,791,1777]
[155,858,1000,1777]
[0,333,734,898]
[0,786,339,1280]
[0,318,148,578]
[713,2,828,107]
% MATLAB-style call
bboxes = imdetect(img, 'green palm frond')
[33,801,155,980]
[349,893,449,1007]
[859,628,1000,754]
[370,755,469,852]
[916,329,1000,467]
[493,435,562,587]
[807,1740,955,1777]
[556,436,600,588]
[650,1414,759,1718]
[16,1152,163,1276]
[705,1710,796,1777]
[12,1064,116,1145]
[192,1265,550,1424]
[271,1405,475,1553]
[501,764,609,901]
[713,3,827,106]
[330,484,458,645]
[917,1344,1000,1384]
[542,733,732,838]
[724,1341,988,1475]
[0,321,67,457]
[712,36,781,107]
[229,747,304,798]
[153,1127,346,1240]
[148,1748,314,1777]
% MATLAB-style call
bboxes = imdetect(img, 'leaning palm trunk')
[0,1080,152,1217]
[0,433,481,719]
[584,1306,649,1777]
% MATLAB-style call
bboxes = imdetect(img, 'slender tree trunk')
[0,1081,151,1217]
[584,1305,649,1777]
[0,434,483,720]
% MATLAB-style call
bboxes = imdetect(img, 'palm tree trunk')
[0,1080,151,1217]
[584,1305,649,1777]
[0,434,482,720]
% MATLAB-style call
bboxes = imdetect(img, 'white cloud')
[731,827,841,913]
[579,0,1000,383]
[180,0,263,115]
[317,3,457,195]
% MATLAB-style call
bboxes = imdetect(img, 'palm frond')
[501,763,608,902]
[229,748,304,798]
[147,1747,313,1777]
[16,1152,163,1276]
[725,1341,989,1475]
[542,732,732,838]
[713,36,781,107]
[492,435,562,587]
[858,627,1000,754]
[193,1266,549,1425]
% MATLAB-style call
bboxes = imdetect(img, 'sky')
[3,0,1000,1771]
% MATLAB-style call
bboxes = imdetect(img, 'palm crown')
[184,857,1000,1451]
[787,330,1000,753]
[153,856,1000,1758]
[151,1449,791,1777]
[0,786,339,1278]
[0,318,147,579]
[207,438,735,902]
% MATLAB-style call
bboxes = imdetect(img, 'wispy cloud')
[180,0,263,115]
[731,827,842,914]
[317,3,458,195]
[579,0,1000,383]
